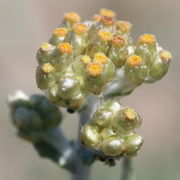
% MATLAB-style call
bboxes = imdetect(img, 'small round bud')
[93,108,113,127]
[58,42,73,54]
[58,76,80,99]
[94,52,108,64]
[116,21,132,33]
[124,108,137,121]
[73,23,88,35]
[116,107,142,133]
[124,134,143,156]
[97,29,113,42]
[67,92,85,110]
[139,34,156,45]
[101,136,124,156]
[40,43,54,52]
[81,55,92,64]
[111,35,126,47]
[99,9,116,18]
[64,12,80,23]
[42,63,54,74]
[100,16,115,27]
[100,128,116,140]
[81,124,100,149]
[92,14,101,22]
[53,27,68,37]
[86,62,103,76]
[160,50,172,62]
[127,55,142,66]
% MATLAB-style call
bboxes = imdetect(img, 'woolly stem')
[121,158,135,180]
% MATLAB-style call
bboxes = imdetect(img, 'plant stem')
[121,158,135,180]
[71,94,100,180]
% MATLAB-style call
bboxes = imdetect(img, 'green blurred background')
[0,0,180,179]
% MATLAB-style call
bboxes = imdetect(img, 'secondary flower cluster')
[81,100,143,157]
[8,91,62,141]
[36,8,171,110]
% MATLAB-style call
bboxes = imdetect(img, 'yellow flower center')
[99,8,116,18]
[127,55,142,66]
[64,12,80,23]
[58,43,73,54]
[139,34,156,45]
[53,28,68,37]
[87,62,103,76]
[42,63,54,74]
[73,24,88,35]
[81,55,91,64]
[40,43,53,52]
[116,21,132,33]
[112,35,126,47]
[124,108,136,121]
[94,52,108,63]
[160,50,172,62]
[98,29,113,42]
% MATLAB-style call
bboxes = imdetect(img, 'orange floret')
[53,28,68,37]
[98,29,113,42]
[160,50,172,62]
[127,55,142,66]
[73,23,88,35]
[94,52,108,63]
[42,63,54,74]
[112,35,126,47]
[87,62,103,76]
[116,21,132,33]
[64,12,80,23]
[99,8,116,18]
[139,34,156,45]
[124,108,136,121]
[58,42,73,54]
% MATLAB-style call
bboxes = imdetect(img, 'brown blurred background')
[0,0,180,180]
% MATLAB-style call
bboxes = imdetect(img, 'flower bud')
[70,23,89,56]
[93,108,113,127]
[147,50,171,82]
[124,134,143,156]
[49,27,69,46]
[108,35,130,67]
[36,43,56,65]
[136,34,157,66]
[58,75,81,99]
[124,55,148,86]
[36,63,56,90]
[115,107,142,134]
[64,12,80,30]
[101,136,124,156]
[81,124,101,149]
[100,128,117,140]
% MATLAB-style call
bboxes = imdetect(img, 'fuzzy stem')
[34,127,77,173]
[71,94,100,180]
[121,158,135,180]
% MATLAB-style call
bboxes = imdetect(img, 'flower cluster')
[81,100,143,157]
[36,8,171,110]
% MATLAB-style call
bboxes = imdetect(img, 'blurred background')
[0,0,180,179]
